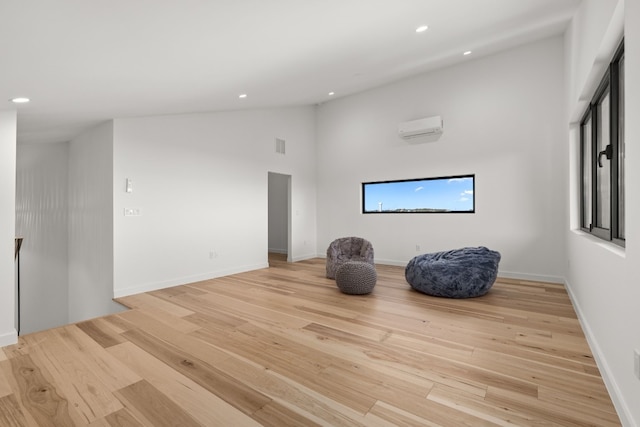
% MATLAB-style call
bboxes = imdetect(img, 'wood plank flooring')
[1,254,621,426]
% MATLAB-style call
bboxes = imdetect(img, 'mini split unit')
[398,116,443,139]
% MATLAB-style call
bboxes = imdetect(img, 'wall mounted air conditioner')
[398,116,443,139]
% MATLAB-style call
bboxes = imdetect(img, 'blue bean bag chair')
[405,247,501,298]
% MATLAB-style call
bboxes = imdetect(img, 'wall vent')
[275,138,286,154]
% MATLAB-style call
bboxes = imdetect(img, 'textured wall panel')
[15,143,69,334]
[0,110,18,346]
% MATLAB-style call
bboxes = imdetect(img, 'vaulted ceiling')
[1,0,581,144]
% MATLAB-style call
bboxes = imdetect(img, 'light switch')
[126,178,133,193]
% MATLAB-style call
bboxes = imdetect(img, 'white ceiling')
[1,0,581,145]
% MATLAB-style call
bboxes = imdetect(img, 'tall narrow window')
[580,40,624,246]
[617,55,625,239]
[581,116,592,229]
[595,89,610,231]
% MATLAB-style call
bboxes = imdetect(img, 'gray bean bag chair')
[326,237,374,279]
[405,246,501,298]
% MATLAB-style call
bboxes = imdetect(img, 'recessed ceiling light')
[10,97,30,104]
[463,51,472,56]
[238,93,247,99]
[328,92,335,96]
[416,25,428,33]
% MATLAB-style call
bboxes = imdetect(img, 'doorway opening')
[268,172,291,263]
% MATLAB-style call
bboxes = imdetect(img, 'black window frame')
[580,39,625,247]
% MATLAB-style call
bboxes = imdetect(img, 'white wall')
[316,37,566,282]
[0,110,17,347]
[566,1,625,122]
[16,142,69,334]
[565,1,640,426]
[268,172,289,254]
[68,122,125,323]
[112,107,317,297]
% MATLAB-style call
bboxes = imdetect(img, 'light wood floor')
[1,254,621,426]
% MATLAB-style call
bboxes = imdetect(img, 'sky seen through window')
[363,175,474,213]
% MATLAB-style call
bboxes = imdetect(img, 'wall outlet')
[124,208,141,216]
[635,349,640,380]
[415,244,420,252]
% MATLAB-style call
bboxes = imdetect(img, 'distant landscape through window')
[362,174,475,213]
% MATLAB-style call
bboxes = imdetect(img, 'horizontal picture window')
[362,174,475,214]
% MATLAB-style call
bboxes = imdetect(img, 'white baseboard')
[373,258,409,267]
[290,253,318,262]
[496,269,564,284]
[564,278,634,427]
[114,262,269,298]
[317,254,405,266]
[268,248,288,254]
[0,329,18,348]
[312,256,563,283]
